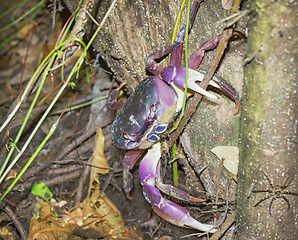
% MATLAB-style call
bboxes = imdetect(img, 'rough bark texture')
[64,0,247,93]
[62,0,247,237]
[236,0,298,238]
[180,46,244,204]
[64,0,247,204]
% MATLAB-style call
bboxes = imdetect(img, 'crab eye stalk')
[150,103,156,112]
[123,132,142,149]
[123,131,138,142]
[147,101,160,121]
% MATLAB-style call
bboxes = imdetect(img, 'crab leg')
[146,45,173,76]
[145,0,224,100]
[122,149,145,198]
[155,160,205,204]
[160,31,239,102]
[146,0,203,75]
[169,0,203,68]
[187,32,242,102]
[139,142,216,232]
[188,34,223,70]
[188,31,244,70]
[160,66,219,99]
[108,83,126,110]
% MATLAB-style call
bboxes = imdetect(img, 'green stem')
[0,55,57,183]
[168,0,187,63]
[0,38,85,179]
[0,0,45,33]
[0,116,61,201]
[0,0,118,199]
[0,0,31,19]
[169,0,191,185]
[172,143,178,186]
[170,0,190,132]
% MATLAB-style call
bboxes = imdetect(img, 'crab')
[109,0,238,233]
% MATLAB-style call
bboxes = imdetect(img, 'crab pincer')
[140,143,216,232]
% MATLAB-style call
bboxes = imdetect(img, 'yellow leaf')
[211,146,239,175]
[91,127,109,178]
[222,0,233,10]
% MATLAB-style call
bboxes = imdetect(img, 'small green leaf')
[56,49,63,58]
[31,182,52,201]
[108,216,120,225]
[8,142,20,152]
[68,82,76,89]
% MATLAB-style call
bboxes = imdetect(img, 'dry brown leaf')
[28,126,129,239]
[4,169,17,181]
[89,127,109,192]
[0,226,17,240]
[81,186,126,238]
[72,126,133,239]
[16,21,35,40]
[29,217,75,240]
[28,199,74,239]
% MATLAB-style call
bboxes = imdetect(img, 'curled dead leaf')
[211,146,239,175]
[222,0,233,10]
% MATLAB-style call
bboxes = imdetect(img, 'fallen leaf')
[29,217,75,240]
[28,126,133,239]
[90,127,109,181]
[222,0,233,10]
[211,146,239,175]
[31,182,52,201]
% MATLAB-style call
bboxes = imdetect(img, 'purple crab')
[109,0,238,233]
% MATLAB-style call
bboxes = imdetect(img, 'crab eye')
[123,131,137,142]
[150,103,156,112]
[148,134,160,143]
[148,101,160,121]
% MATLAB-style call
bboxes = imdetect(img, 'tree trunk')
[63,0,246,93]
[64,0,247,199]
[63,0,248,237]
[236,0,298,238]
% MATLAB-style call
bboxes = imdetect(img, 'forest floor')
[0,1,228,239]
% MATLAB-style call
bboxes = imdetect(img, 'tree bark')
[63,0,248,237]
[236,0,298,238]
[63,0,245,93]
[64,0,247,200]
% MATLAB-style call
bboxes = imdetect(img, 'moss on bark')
[236,0,298,238]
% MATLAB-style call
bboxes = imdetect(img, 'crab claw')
[160,66,219,99]
[139,142,216,233]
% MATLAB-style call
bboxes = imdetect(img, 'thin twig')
[2,205,27,240]
[214,159,224,225]
[165,0,242,150]
[209,211,236,240]
[74,156,92,205]
[213,179,232,229]
[101,172,114,192]
[23,169,83,189]
[55,124,99,161]
[0,120,110,192]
